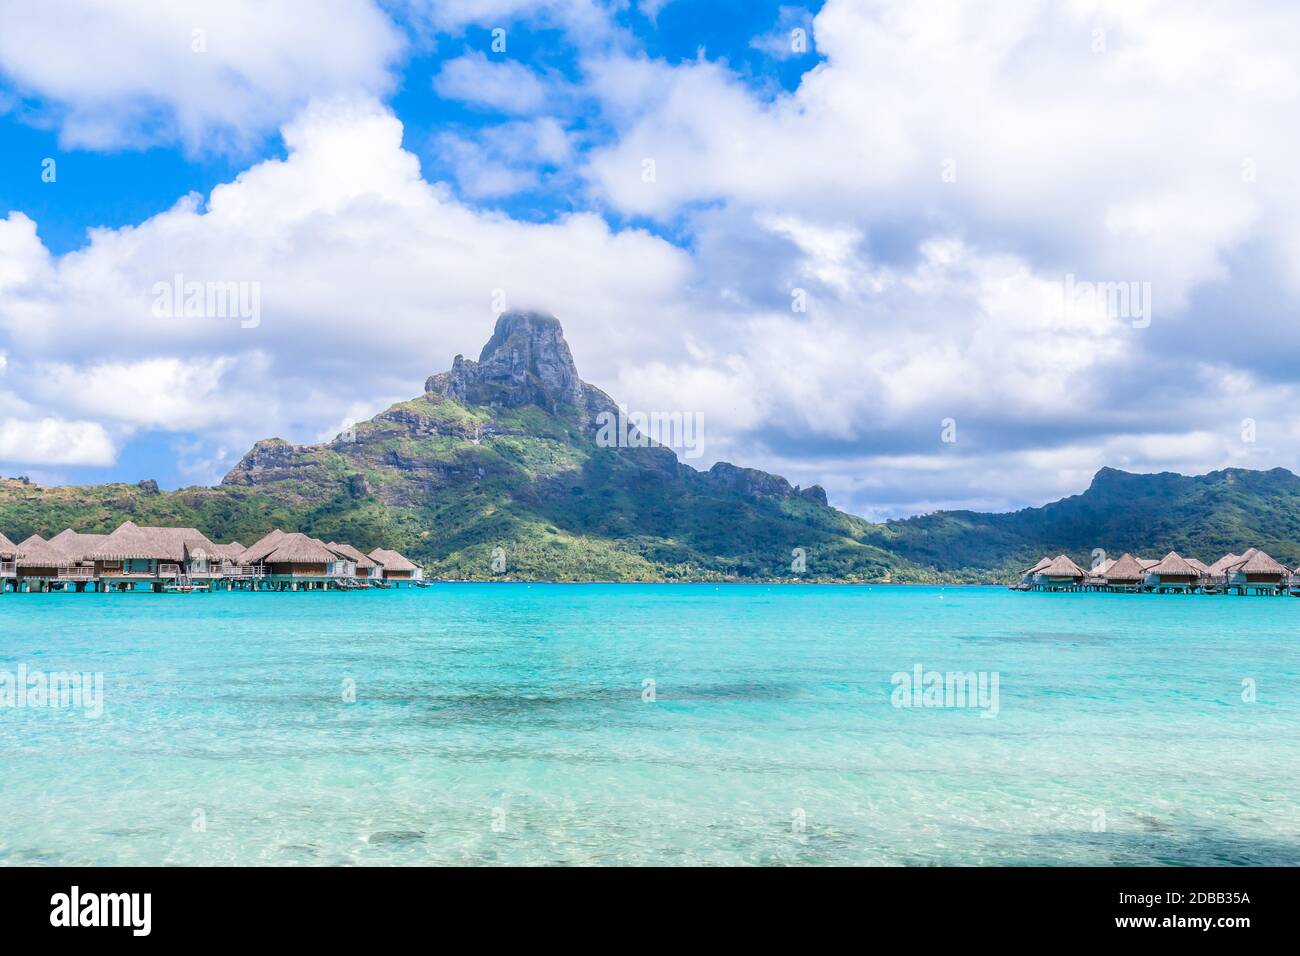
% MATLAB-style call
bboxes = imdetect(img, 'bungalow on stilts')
[1143,552,1201,593]
[1032,555,1087,591]
[368,548,423,586]
[1220,548,1290,595]
[0,532,21,592]
[88,521,220,591]
[1101,553,1148,592]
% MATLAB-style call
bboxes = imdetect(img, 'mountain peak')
[426,310,585,412]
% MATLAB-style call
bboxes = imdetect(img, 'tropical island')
[4,311,1300,585]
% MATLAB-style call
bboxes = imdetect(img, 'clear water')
[2,584,1297,866]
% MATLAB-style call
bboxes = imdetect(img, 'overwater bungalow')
[240,532,351,588]
[1143,552,1201,592]
[326,542,381,582]
[206,542,247,574]
[1031,555,1086,591]
[45,529,109,587]
[1020,556,1052,585]
[13,535,69,590]
[210,542,245,560]
[0,532,21,589]
[1102,553,1147,591]
[88,521,220,590]
[1221,548,1290,595]
[3,521,421,594]
[1083,557,1117,589]
[369,548,423,584]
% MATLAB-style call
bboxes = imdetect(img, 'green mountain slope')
[0,313,934,582]
[4,312,1298,582]
[886,466,1300,573]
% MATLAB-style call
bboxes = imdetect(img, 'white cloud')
[433,118,574,198]
[583,0,1298,311]
[0,417,116,467]
[0,97,692,471]
[4,0,1300,514]
[433,51,558,114]
[750,6,816,60]
[0,0,404,152]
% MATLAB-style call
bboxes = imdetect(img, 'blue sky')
[2,1,1299,518]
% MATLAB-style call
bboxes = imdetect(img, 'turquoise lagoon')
[1,584,1297,866]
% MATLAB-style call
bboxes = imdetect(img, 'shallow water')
[2,584,1298,865]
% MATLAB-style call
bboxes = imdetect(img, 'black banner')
[0,866,1285,942]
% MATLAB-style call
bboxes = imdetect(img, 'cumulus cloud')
[0,0,404,152]
[571,0,1300,514]
[3,0,1300,516]
[0,417,115,467]
[0,97,692,477]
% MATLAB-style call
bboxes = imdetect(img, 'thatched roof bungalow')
[1033,554,1086,588]
[1223,548,1289,589]
[0,531,20,559]
[1143,551,1200,589]
[369,547,422,581]
[238,529,287,565]
[1021,556,1052,584]
[88,521,217,578]
[48,528,109,564]
[1103,553,1147,587]
[247,532,348,578]
[14,534,67,576]
[1206,553,1241,577]
[210,542,246,562]
[326,542,379,578]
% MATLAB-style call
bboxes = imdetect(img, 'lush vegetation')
[885,466,1300,574]
[7,401,1297,584]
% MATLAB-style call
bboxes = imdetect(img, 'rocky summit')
[425,311,594,415]
[210,310,888,580]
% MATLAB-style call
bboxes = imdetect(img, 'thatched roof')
[259,533,339,565]
[16,534,67,568]
[0,531,20,557]
[48,528,109,563]
[1040,554,1086,578]
[1138,558,1161,570]
[89,521,215,561]
[1185,558,1211,574]
[1207,553,1241,574]
[326,541,376,569]
[1147,551,1198,576]
[1233,549,1289,575]
[1104,553,1147,582]
[1023,556,1052,575]
[369,548,418,573]
[1091,558,1116,576]
[238,529,288,564]
[209,542,246,560]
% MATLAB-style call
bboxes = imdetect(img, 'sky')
[1,0,1299,520]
